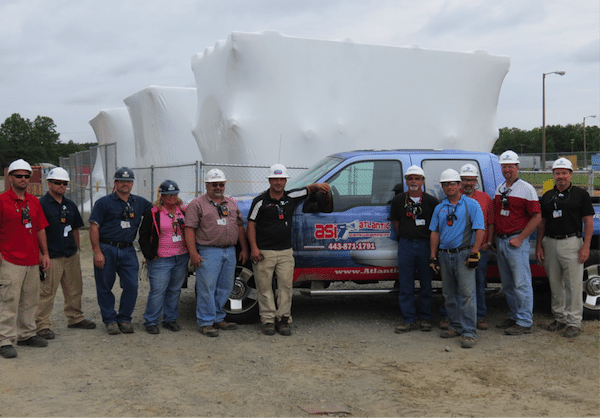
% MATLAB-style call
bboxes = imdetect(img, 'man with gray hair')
[389,165,439,333]
[185,169,249,337]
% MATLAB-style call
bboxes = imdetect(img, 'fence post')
[150,165,155,202]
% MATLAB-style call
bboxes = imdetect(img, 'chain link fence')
[59,143,308,221]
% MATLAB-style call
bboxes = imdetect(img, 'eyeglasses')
[210,183,225,188]
[13,174,31,179]
[442,182,459,187]
[50,180,68,186]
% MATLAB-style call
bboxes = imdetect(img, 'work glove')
[429,257,440,274]
[465,252,480,269]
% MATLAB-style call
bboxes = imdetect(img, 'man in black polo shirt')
[36,168,96,340]
[536,158,594,338]
[389,165,439,333]
[247,164,330,336]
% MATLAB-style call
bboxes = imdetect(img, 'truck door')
[293,157,407,283]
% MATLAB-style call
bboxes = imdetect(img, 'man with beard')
[247,164,330,336]
[389,165,439,333]
[430,169,484,349]
[185,169,249,337]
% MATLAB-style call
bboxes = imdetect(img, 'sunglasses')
[50,180,68,186]
[210,183,225,188]
[13,174,31,179]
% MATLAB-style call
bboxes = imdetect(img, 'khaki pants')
[0,260,39,347]
[254,248,295,324]
[542,236,584,327]
[36,251,85,330]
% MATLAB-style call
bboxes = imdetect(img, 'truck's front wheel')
[224,265,260,323]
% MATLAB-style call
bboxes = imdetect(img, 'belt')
[547,232,581,240]
[440,246,470,254]
[100,238,133,249]
[496,229,523,239]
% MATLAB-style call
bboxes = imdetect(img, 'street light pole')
[542,71,566,167]
[583,115,597,168]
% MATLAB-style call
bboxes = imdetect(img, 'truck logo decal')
[314,219,391,241]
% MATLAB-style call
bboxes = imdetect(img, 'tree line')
[0,113,95,169]
[492,124,600,155]
[1,113,599,170]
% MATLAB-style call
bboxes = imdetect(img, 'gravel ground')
[1,230,599,417]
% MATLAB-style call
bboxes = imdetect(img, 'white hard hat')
[439,168,462,183]
[404,165,425,178]
[551,157,573,171]
[47,167,70,182]
[459,163,479,177]
[499,150,520,165]
[205,168,227,183]
[268,164,290,179]
[8,159,33,174]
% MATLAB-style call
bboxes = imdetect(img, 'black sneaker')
[17,336,48,347]
[0,345,17,358]
[162,321,181,332]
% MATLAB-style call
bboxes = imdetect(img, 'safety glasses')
[50,180,68,186]
[13,174,31,179]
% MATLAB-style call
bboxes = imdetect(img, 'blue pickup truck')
[225,149,600,322]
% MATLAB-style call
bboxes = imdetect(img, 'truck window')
[422,159,482,201]
[328,160,402,211]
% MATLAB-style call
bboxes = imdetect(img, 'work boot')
[262,323,276,336]
[37,328,56,340]
[547,320,567,332]
[275,316,292,336]
[504,324,532,335]
[106,323,121,335]
[496,318,516,329]
[17,336,48,347]
[0,345,17,358]
[395,320,418,333]
[439,317,450,330]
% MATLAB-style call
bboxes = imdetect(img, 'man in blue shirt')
[429,169,484,349]
[36,168,96,340]
[89,168,151,335]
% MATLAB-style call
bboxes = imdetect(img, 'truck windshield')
[287,156,343,189]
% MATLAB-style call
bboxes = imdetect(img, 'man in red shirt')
[0,159,50,359]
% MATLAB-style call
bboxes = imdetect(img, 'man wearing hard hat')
[389,165,439,333]
[89,167,152,335]
[35,167,96,341]
[247,164,330,336]
[493,150,541,336]
[184,169,249,337]
[536,158,594,338]
[0,159,51,359]
[429,169,484,349]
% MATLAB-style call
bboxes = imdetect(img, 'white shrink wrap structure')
[124,86,202,202]
[191,31,510,169]
[88,108,136,210]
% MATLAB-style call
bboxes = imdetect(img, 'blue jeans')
[195,245,236,327]
[397,238,433,322]
[143,254,190,327]
[496,236,534,327]
[440,250,489,319]
[439,249,477,338]
[94,244,139,325]
[475,250,488,318]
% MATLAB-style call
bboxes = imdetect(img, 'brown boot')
[275,316,292,336]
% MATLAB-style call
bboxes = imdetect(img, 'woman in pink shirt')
[139,180,189,334]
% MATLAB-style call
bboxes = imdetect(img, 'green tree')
[0,113,90,169]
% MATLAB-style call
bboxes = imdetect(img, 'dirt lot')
[1,230,599,417]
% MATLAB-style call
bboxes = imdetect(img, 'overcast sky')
[1,0,598,145]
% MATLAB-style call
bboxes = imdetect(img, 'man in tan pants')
[247,164,330,336]
[36,167,96,340]
[0,159,50,359]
